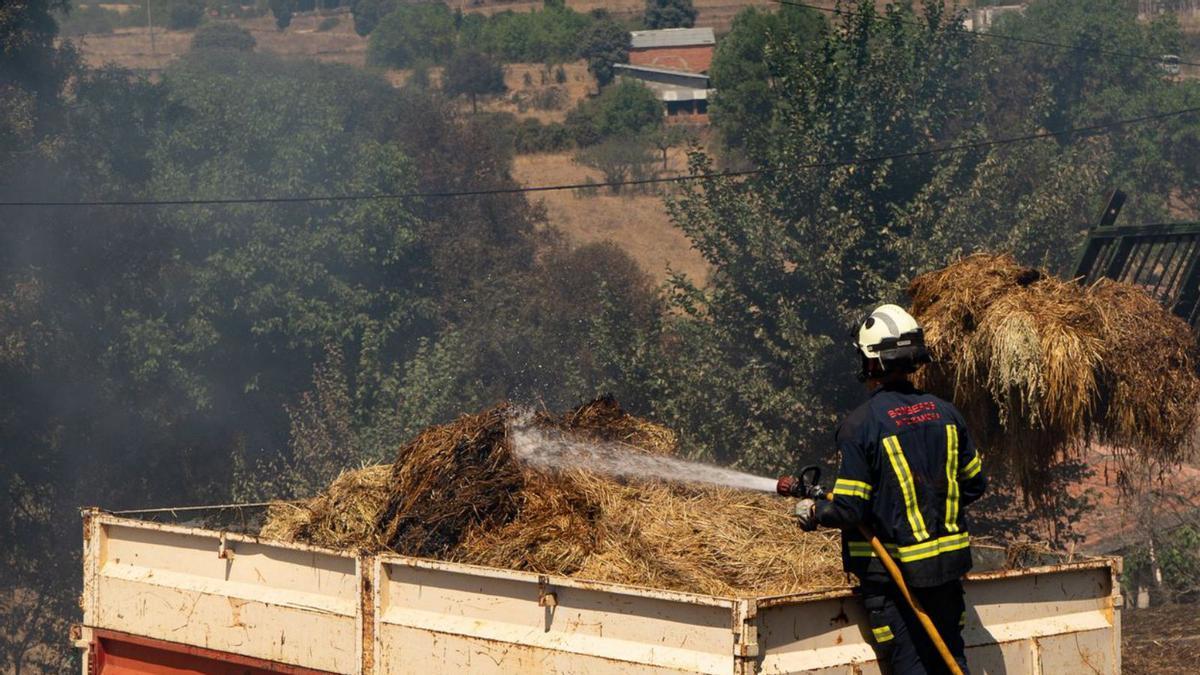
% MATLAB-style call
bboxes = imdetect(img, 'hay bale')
[910,253,1200,497]
[259,464,393,549]
[262,397,844,597]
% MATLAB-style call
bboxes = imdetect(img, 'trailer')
[76,508,1122,674]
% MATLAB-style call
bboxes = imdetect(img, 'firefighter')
[796,303,987,674]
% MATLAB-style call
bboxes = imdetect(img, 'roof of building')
[613,64,711,101]
[613,63,710,84]
[629,27,716,49]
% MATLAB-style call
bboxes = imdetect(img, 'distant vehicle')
[1161,54,1182,76]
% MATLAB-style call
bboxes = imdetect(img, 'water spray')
[507,415,778,493]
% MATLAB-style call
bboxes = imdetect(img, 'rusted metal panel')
[374,556,739,674]
[755,560,1121,674]
[84,514,361,674]
[92,629,336,674]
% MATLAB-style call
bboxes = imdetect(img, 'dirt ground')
[1122,603,1200,674]
[512,150,710,284]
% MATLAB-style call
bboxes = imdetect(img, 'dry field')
[1123,603,1200,674]
[512,150,709,284]
[72,11,368,71]
[447,0,775,33]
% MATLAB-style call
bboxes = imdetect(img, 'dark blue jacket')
[816,381,987,587]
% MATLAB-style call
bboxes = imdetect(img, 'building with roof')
[628,27,716,74]
[613,64,712,122]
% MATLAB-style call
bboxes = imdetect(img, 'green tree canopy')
[709,5,824,150]
[612,0,1113,480]
[643,0,696,29]
[350,0,398,36]
[367,2,456,68]
[566,79,661,145]
[576,17,629,86]
[985,0,1200,219]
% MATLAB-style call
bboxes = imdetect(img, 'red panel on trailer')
[93,630,334,675]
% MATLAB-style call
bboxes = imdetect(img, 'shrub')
[167,0,205,29]
[513,118,572,154]
[191,23,256,51]
[554,65,567,84]
[316,16,340,31]
[530,86,565,111]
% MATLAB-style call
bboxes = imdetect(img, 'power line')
[3,105,1198,209]
[772,0,1200,69]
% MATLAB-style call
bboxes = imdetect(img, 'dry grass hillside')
[513,150,709,284]
[73,11,368,71]
[69,2,733,284]
[447,0,772,33]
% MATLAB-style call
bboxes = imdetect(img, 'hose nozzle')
[776,475,801,497]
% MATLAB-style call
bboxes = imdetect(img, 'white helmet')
[854,304,930,377]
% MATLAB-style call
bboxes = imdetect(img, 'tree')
[984,0,1200,219]
[367,3,456,67]
[575,135,656,193]
[191,23,257,52]
[350,0,397,36]
[647,124,690,169]
[577,18,629,86]
[270,0,294,30]
[619,0,1113,482]
[472,6,592,63]
[710,5,825,150]
[644,0,696,29]
[443,49,506,113]
[566,79,661,145]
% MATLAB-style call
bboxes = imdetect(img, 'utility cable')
[772,0,1200,68]
[3,105,1199,208]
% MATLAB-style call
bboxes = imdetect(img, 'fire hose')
[777,466,964,675]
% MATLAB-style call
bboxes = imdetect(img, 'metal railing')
[1073,191,1200,328]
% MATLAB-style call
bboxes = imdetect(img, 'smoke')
[507,413,778,493]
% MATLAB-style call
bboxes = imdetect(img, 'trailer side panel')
[375,558,740,674]
[84,514,361,674]
[754,561,1121,674]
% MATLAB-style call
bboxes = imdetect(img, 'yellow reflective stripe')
[848,541,876,557]
[961,455,982,479]
[945,425,961,534]
[872,626,894,643]
[847,533,971,562]
[833,478,873,499]
[883,435,930,541]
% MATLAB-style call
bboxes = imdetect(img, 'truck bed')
[76,508,1122,674]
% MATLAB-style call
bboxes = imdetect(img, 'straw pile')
[262,397,843,597]
[909,254,1200,496]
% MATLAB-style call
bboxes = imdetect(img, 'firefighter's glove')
[795,498,819,531]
